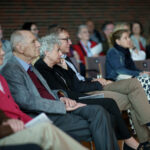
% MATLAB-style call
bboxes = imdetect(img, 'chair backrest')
[134,59,150,71]
[85,56,106,78]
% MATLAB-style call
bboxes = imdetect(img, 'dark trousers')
[48,105,119,150]
[0,144,42,150]
[77,98,131,140]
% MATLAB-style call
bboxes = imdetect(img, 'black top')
[53,60,103,93]
[34,58,85,99]
[114,44,140,71]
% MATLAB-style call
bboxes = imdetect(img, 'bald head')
[10,30,40,63]
[10,30,31,51]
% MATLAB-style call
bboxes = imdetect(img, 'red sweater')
[0,75,32,123]
[73,41,97,65]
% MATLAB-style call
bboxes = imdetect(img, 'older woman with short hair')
[72,25,103,76]
[34,34,147,150]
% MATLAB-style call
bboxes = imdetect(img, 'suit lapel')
[10,56,40,95]
[11,56,57,99]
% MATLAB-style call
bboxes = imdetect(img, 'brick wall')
[0,0,150,43]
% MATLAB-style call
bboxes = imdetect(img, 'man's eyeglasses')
[59,38,71,42]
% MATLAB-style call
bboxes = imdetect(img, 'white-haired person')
[72,25,103,76]
[34,33,150,150]
[37,26,150,147]
[0,40,87,150]
[1,30,120,150]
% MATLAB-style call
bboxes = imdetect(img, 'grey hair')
[10,30,25,50]
[40,33,60,56]
[77,25,88,35]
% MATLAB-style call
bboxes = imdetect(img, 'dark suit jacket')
[0,110,13,139]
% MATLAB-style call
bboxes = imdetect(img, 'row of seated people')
[0,30,118,150]
[5,20,150,58]
[0,27,150,149]
[83,29,150,103]
[1,21,150,74]
[1,30,119,150]
[1,21,150,63]
[0,42,87,150]
[72,22,149,77]
[86,20,150,57]
[71,21,150,104]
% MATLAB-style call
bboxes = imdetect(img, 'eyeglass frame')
[58,37,71,42]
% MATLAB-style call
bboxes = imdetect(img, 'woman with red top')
[72,25,103,76]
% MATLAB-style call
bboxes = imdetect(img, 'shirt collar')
[80,40,91,49]
[80,41,92,57]
[15,56,30,71]
[61,54,67,59]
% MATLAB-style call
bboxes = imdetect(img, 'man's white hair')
[40,33,60,56]
[77,24,88,35]
[10,30,25,50]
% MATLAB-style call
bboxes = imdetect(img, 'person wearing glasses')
[0,40,87,150]
[1,30,120,150]
[37,26,150,147]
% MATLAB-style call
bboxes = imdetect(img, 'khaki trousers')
[0,123,87,150]
[87,78,150,143]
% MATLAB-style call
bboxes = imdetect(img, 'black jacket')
[34,58,85,100]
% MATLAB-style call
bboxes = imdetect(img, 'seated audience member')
[34,33,150,150]
[72,25,103,76]
[0,144,42,150]
[41,26,150,144]
[0,30,119,150]
[100,21,114,54]
[0,41,87,150]
[22,22,39,38]
[106,29,150,101]
[0,25,12,69]
[86,19,103,43]
[114,22,146,61]
[48,24,79,61]
[130,21,147,52]
[0,110,87,150]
